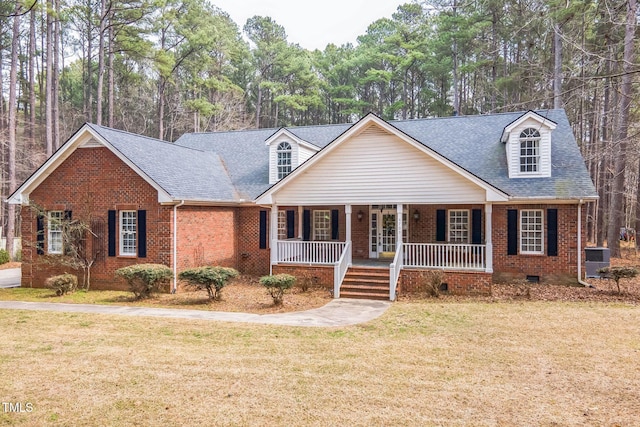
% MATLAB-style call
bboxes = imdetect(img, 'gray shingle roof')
[175,109,596,202]
[87,109,595,203]
[87,124,237,201]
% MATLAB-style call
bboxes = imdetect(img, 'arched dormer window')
[277,142,292,179]
[519,128,541,173]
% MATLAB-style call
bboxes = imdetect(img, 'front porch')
[269,204,494,300]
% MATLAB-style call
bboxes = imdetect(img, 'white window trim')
[518,128,542,174]
[277,211,287,240]
[312,210,331,241]
[47,211,64,254]
[119,210,137,256]
[448,209,470,243]
[277,142,292,180]
[520,209,544,254]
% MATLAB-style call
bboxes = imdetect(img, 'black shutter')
[436,209,446,242]
[36,214,45,255]
[286,210,295,239]
[108,210,116,257]
[259,210,267,249]
[303,210,311,241]
[137,210,147,258]
[471,209,482,244]
[547,209,558,257]
[63,211,73,256]
[507,209,518,255]
[331,209,339,240]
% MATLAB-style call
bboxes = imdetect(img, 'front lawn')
[1,301,638,426]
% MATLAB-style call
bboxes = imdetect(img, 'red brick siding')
[236,206,270,276]
[22,147,173,290]
[399,269,492,295]
[492,204,584,284]
[176,206,236,271]
[272,264,334,290]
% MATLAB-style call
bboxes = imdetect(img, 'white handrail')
[404,243,485,270]
[389,241,403,301]
[333,241,351,299]
[276,240,346,264]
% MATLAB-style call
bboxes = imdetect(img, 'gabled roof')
[8,124,237,205]
[500,110,557,143]
[10,109,598,206]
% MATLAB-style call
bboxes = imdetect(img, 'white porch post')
[270,205,278,268]
[345,205,352,265]
[396,204,403,246]
[297,206,303,239]
[485,203,493,273]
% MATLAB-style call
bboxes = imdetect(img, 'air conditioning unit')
[585,247,610,278]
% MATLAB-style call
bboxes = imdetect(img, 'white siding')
[298,145,316,164]
[507,117,552,178]
[273,124,487,205]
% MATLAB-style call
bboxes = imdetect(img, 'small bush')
[178,266,239,301]
[115,264,173,299]
[297,271,316,292]
[260,274,296,305]
[45,273,78,296]
[418,270,445,298]
[0,249,10,265]
[15,249,21,262]
[598,266,639,294]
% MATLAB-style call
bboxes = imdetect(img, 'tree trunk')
[28,7,36,144]
[45,0,53,157]
[96,0,107,126]
[6,6,21,260]
[553,23,563,109]
[107,14,114,127]
[53,0,61,149]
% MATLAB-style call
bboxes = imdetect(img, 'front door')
[369,205,408,258]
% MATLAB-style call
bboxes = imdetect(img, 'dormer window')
[519,128,541,173]
[277,142,292,179]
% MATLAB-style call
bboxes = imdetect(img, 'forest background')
[0,0,638,260]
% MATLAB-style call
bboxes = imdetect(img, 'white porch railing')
[333,242,351,299]
[389,241,403,301]
[404,243,486,270]
[276,240,347,264]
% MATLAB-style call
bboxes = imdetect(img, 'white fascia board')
[255,113,509,204]
[8,124,173,205]
[501,111,558,143]
[264,128,319,151]
[8,124,94,205]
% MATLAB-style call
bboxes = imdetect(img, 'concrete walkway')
[0,298,391,327]
[0,268,20,288]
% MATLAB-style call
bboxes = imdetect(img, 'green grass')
[1,301,639,426]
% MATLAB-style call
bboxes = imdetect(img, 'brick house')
[8,110,597,299]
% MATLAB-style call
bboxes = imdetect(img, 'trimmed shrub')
[0,249,10,265]
[178,266,239,301]
[115,264,173,299]
[260,274,296,305]
[598,266,638,294]
[45,273,78,296]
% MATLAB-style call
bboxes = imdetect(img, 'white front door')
[369,205,408,258]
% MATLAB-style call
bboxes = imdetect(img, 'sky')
[210,0,405,51]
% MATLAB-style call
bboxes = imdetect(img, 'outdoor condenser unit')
[584,247,610,278]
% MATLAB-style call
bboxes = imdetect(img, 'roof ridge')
[88,123,209,154]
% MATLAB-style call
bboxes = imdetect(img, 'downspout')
[172,200,185,293]
[577,200,591,287]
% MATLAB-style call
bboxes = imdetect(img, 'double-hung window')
[520,210,543,254]
[277,142,292,179]
[313,210,331,241]
[519,128,541,173]
[277,211,287,240]
[448,210,469,243]
[119,210,137,256]
[48,211,64,254]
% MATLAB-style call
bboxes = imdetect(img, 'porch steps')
[340,267,390,300]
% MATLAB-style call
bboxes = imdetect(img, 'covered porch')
[268,203,494,300]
